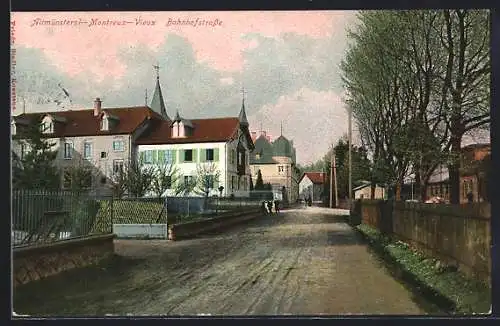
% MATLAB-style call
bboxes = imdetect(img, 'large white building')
[135,100,254,197]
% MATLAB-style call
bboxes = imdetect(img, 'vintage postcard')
[11,10,491,317]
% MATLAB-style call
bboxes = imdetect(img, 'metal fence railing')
[112,197,166,225]
[12,190,113,248]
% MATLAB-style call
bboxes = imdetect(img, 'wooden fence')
[356,199,491,282]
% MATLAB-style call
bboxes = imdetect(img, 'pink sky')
[12,11,354,79]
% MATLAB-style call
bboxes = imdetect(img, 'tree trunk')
[448,133,462,204]
[395,182,402,201]
[370,183,376,199]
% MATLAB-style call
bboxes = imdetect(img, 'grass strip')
[356,224,491,315]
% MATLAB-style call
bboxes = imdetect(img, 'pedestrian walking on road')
[274,200,280,214]
[267,200,274,215]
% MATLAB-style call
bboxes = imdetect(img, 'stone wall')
[168,208,261,240]
[13,234,115,287]
[356,199,491,282]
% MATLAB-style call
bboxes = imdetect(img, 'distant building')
[353,182,385,200]
[298,172,326,203]
[425,143,490,203]
[249,129,300,203]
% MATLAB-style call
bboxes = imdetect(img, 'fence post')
[110,195,114,234]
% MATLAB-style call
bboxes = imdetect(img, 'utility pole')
[333,153,338,208]
[348,107,353,210]
[329,144,333,208]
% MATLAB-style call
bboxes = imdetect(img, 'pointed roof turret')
[238,86,249,128]
[150,64,170,120]
[173,110,182,123]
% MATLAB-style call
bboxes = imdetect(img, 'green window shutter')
[158,150,165,163]
[172,149,177,163]
[152,150,157,163]
[139,151,144,163]
[214,148,219,162]
[179,150,184,163]
[193,149,198,162]
[200,148,206,162]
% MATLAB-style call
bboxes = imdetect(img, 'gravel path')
[14,207,431,316]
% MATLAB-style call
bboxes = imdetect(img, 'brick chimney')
[93,98,102,116]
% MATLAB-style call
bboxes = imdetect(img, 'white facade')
[299,176,314,200]
[137,131,252,198]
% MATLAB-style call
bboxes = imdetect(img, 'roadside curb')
[353,226,456,314]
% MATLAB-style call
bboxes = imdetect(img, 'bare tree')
[150,163,180,200]
[124,159,155,198]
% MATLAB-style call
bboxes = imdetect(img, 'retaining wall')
[13,234,115,287]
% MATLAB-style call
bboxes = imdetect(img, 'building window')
[278,166,284,173]
[184,176,194,187]
[165,150,174,164]
[184,149,193,162]
[231,150,236,164]
[206,149,214,161]
[40,121,54,134]
[113,159,124,175]
[231,175,236,190]
[63,141,73,159]
[144,150,153,164]
[204,175,215,189]
[255,153,260,160]
[101,151,107,159]
[113,140,124,152]
[20,143,29,159]
[83,142,92,159]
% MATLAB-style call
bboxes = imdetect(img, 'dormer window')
[101,116,109,131]
[40,121,54,134]
[172,121,181,138]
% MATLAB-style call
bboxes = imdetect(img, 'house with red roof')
[135,94,254,197]
[298,172,326,203]
[11,71,254,197]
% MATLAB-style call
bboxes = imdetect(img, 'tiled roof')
[300,172,326,184]
[135,117,240,144]
[15,106,162,137]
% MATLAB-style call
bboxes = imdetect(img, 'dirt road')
[14,207,432,316]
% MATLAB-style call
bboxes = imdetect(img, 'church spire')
[150,63,170,120]
[238,85,249,128]
[280,121,283,136]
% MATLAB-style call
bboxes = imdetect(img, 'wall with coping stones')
[13,234,115,287]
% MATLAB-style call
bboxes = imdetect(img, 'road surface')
[14,207,433,316]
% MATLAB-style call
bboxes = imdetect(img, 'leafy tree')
[249,175,254,191]
[12,117,60,190]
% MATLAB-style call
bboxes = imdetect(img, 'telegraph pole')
[333,153,338,208]
[348,107,353,210]
[329,144,333,208]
